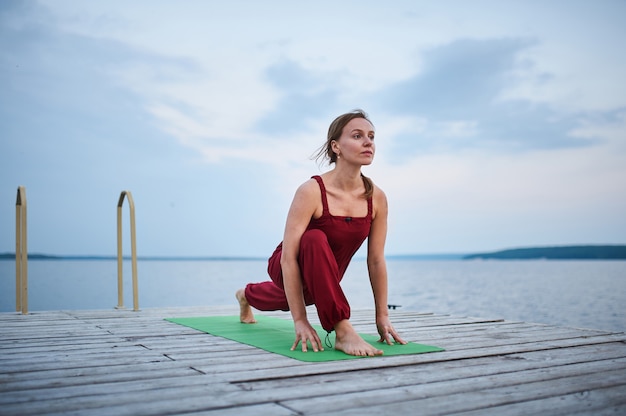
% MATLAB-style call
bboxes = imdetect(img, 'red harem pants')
[244,229,350,332]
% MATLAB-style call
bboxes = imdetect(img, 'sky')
[1,0,625,257]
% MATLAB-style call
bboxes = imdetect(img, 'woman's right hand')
[291,319,324,352]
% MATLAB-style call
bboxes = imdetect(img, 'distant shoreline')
[2,245,625,261]
[0,253,265,261]
[463,245,626,260]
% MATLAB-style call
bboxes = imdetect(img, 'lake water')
[1,259,624,332]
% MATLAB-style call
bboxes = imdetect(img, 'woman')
[236,109,406,357]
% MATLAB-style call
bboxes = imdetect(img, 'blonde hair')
[312,109,374,198]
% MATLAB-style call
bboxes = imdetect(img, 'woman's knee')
[300,229,328,249]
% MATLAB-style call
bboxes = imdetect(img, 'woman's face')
[333,118,375,165]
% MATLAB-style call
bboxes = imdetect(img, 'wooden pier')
[1,306,625,415]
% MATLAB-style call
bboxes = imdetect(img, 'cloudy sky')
[1,0,625,257]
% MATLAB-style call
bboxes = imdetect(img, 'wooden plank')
[0,350,175,374]
[182,403,297,416]
[450,385,626,415]
[0,362,203,393]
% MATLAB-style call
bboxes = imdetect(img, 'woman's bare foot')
[334,320,383,357]
[235,288,256,323]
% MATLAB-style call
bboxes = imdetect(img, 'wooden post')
[116,191,139,311]
[15,186,28,315]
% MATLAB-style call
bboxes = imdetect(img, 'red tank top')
[306,175,373,278]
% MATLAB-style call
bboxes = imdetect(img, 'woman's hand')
[376,316,407,345]
[291,319,324,352]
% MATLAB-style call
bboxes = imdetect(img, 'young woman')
[236,109,406,357]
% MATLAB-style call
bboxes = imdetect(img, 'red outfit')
[245,175,372,331]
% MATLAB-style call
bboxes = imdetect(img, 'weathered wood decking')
[1,306,625,415]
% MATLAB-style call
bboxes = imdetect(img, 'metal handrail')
[15,186,28,314]
[116,191,139,311]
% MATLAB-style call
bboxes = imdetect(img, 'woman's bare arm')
[367,185,406,345]
[280,179,324,352]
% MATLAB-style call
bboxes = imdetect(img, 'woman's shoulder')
[298,176,321,192]
[370,179,387,200]
[293,177,322,202]
[288,177,324,219]
[370,181,388,218]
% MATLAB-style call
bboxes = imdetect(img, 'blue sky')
[1,0,625,257]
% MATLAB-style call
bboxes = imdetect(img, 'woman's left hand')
[376,316,407,345]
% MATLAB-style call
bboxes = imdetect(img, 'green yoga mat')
[166,315,444,362]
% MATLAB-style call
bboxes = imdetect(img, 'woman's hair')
[312,109,374,198]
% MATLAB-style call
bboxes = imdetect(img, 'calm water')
[1,259,624,332]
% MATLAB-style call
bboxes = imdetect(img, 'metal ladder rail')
[15,186,28,315]
[116,191,139,311]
